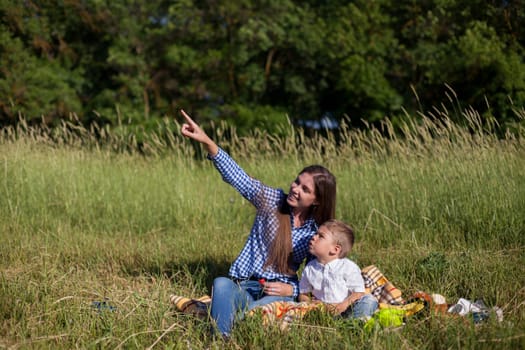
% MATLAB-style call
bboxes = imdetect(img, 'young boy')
[298,219,378,318]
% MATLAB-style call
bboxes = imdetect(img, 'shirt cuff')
[207,147,224,161]
[291,282,300,298]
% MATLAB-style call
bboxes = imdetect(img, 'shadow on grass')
[120,256,232,292]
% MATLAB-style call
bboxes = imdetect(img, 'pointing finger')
[180,109,196,126]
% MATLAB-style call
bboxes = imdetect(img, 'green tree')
[1,0,524,134]
[318,0,402,124]
[0,1,83,124]
[162,0,327,131]
[0,0,170,130]
[386,0,525,125]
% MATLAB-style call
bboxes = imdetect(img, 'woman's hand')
[180,109,218,156]
[263,281,294,297]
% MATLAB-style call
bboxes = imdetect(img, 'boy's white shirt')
[299,258,365,304]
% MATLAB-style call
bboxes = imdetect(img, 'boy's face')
[308,226,339,262]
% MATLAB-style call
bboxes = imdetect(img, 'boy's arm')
[298,265,313,302]
[334,292,365,314]
[298,293,323,304]
[298,293,311,302]
[333,259,367,314]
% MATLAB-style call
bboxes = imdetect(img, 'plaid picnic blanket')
[247,301,326,330]
[170,265,405,328]
[361,265,405,305]
[169,294,210,318]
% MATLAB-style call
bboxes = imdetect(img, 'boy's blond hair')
[321,219,355,258]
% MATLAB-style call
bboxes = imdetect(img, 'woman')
[180,109,336,337]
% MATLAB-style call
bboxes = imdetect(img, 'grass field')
[0,110,524,349]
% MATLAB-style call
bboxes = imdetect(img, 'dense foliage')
[1,0,524,134]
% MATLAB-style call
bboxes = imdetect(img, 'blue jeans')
[341,294,378,319]
[210,277,294,336]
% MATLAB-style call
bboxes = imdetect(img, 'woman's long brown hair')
[265,165,336,275]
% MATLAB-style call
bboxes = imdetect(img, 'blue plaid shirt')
[209,148,318,297]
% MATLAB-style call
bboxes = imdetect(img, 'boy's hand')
[334,299,351,314]
[298,293,311,303]
[332,292,366,314]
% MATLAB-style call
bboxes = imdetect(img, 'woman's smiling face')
[286,172,318,210]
